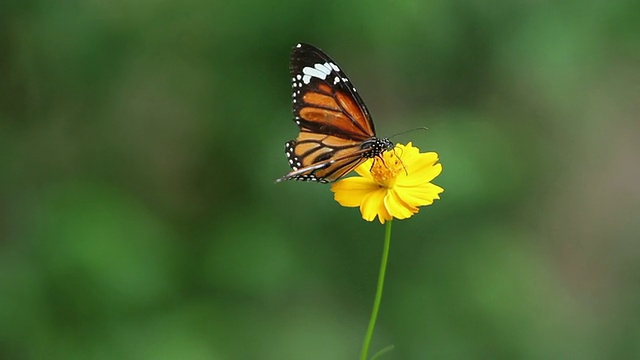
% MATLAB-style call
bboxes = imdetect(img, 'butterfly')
[276,43,393,184]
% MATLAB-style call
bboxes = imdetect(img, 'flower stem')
[360,220,393,360]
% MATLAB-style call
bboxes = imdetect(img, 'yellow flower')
[330,142,443,224]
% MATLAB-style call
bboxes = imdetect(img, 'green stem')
[360,220,393,360]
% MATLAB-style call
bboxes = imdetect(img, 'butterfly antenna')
[388,126,428,140]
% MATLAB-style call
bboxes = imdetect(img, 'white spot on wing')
[302,74,311,84]
[303,66,328,81]
[314,62,332,75]
[329,62,340,71]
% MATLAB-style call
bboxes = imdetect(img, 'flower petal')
[402,150,437,168]
[374,201,393,224]
[359,188,388,222]
[384,189,417,220]
[398,162,443,187]
[354,158,375,179]
[395,182,444,207]
[331,177,380,207]
[394,142,420,160]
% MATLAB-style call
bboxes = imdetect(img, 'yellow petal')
[403,151,439,171]
[359,188,387,222]
[394,183,444,207]
[331,177,380,207]
[399,162,443,187]
[384,190,417,220]
[354,158,375,179]
[394,143,420,160]
[376,199,393,224]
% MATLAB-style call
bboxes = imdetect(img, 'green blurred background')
[2,0,639,359]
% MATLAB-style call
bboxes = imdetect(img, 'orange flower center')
[370,153,404,188]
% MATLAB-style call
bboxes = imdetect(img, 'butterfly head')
[382,138,394,152]
[361,137,394,159]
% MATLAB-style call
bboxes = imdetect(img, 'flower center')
[370,154,404,187]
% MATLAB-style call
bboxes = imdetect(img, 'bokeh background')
[2,0,639,359]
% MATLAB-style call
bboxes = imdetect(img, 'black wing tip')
[291,43,328,63]
[293,42,318,51]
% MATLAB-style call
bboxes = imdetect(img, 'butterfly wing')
[278,43,378,183]
[279,130,371,183]
[290,43,376,140]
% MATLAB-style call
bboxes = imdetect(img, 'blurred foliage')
[1,0,639,359]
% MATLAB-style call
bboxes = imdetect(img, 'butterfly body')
[277,43,392,183]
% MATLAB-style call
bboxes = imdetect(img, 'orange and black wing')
[279,130,373,183]
[278,43,383,183]
[290,43,375,141]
